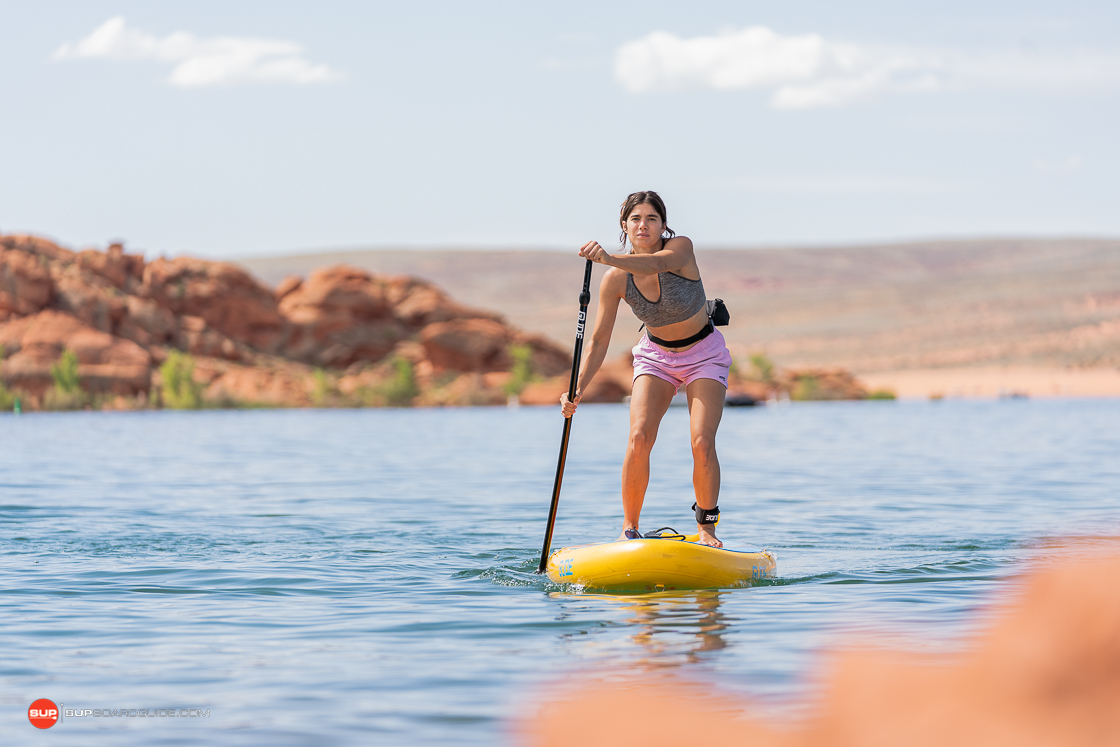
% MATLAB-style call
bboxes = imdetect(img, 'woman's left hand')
[579,241,610,265]
[560,389,581,418]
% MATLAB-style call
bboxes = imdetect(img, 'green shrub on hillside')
[161,350,203,409]
[43,389,88,410]
[790,375,821,401]
[503,344,535,396]
[51,349,81,394]
[749,353,776,385]
[0,381,17,411]
[43,349,87,410]
[0,347,12,410]
[378,356,419,406]
[312,368,333,406]
[868,388,897,400]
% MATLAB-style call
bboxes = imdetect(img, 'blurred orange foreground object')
[518,546,1120,747]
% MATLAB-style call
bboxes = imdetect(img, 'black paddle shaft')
[536,259,594,574]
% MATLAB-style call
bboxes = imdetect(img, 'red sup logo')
[28,699,59,729]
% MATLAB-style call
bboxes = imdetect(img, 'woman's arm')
[579,236,694,276]
[560,269,625,417]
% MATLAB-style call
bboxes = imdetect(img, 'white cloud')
[54,17,340,88]
[615,26,1120,109]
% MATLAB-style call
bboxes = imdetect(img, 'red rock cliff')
[0,234,581,408]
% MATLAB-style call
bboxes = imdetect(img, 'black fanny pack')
[646,298,731,347]
[707,298,730,327]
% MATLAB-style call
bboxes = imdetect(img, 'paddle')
[536,258,594,574]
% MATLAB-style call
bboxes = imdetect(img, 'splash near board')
[545,528,776,592]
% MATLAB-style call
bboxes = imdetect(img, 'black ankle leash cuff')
[692,502,719,525]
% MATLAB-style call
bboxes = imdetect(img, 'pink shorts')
[632,328,732,393]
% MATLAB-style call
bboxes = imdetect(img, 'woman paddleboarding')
[561,191,731,548]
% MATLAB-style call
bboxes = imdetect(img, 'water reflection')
[552,590,734,667]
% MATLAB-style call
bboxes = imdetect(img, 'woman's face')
[624,203,664,250]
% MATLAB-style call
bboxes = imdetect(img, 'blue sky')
[2,1,1118,258]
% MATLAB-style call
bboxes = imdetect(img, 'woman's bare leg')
[685,378,726,547]
[619,374,676,539]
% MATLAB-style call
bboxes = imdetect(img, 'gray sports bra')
[624,271,707,327]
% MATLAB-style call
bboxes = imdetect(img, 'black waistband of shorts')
[646,321,713,349]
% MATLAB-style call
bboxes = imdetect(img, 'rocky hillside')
[0,234,622,410]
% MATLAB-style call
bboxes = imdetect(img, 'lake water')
[2,399,1118,744]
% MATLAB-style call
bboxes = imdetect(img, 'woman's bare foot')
[618,527,641,541]
[697,524,722,548]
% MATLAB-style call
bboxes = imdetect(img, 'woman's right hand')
[560,390,581,418]
[579,241,610,265]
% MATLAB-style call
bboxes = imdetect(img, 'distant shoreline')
[860,366,1120,400]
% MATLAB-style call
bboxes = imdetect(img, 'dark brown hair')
[618,191,675,247]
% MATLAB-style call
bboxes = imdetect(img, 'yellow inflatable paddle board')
[545,528,776,592]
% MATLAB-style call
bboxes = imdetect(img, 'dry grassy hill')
[240,239,1120,397]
